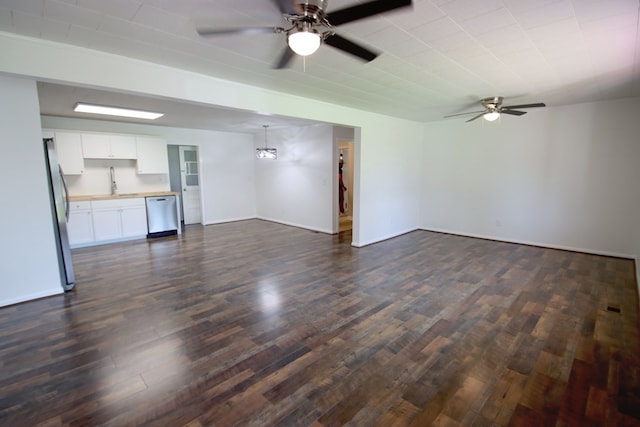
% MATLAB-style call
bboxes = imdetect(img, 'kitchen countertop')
[69,191,179,202]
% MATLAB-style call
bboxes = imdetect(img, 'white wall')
[421,98,640,262]
[357,120,424,246]
[255,124,335,233]
[2,34,639,306]
[199,132,256,225]
[42,116,256,225]
[69,158,169,195]
[0,76,63,306]
[0,33,424,247]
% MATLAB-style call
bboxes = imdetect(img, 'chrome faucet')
[109,166,117,195]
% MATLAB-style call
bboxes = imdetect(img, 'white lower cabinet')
[120,204,149,238]
[67,197,150,247]
[91,198,148,242]
[67,201,94,247]
[91,208,123,241]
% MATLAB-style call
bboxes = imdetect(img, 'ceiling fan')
[444,97,546,123]
[196,0,412,69]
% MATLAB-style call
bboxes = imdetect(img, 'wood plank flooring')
[1,220,639,426]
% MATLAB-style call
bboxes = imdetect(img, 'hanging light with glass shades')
[256,125,277,159]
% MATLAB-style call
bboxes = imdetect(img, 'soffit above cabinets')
[37,82,323,133]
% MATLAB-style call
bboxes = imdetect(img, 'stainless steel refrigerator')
[44,137,75,291]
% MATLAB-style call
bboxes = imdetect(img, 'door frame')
[179,145,202,225]
[334,129,360,243]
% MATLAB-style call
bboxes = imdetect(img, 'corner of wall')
[635,257,640,311]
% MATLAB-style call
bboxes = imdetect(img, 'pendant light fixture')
[256,125,277,159]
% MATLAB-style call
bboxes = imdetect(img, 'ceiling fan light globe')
[483,111,500,121]
[288,31,321,56]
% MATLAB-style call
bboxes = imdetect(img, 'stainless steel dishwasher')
[146,195,178,237]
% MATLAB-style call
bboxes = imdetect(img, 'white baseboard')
[202,216,256,226]
[256,216,333,234]
[0,287,63,308]
[419,226,634,259]
[352,227,418,248]
[203,216,333,235]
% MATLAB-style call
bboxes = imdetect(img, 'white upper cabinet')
[54,131,85,175]
[136,136,169,174]
[82,133,137,159]
[109,135,138,159]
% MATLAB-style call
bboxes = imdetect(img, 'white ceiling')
[2,0,640,132]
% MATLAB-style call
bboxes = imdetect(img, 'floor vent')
[606,305,621,313]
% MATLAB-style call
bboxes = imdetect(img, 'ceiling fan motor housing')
[197,0,412,68]
[443,96,545,122]
[292,0,329,21]
[482,96,503,110]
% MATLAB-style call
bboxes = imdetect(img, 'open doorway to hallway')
[339,141,354,232]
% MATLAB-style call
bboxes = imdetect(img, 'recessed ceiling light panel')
[73,102,164,120]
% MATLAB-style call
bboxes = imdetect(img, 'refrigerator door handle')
[59,165,70,222]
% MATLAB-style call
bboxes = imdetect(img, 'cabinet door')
[81,133,137,159]
[55,132,85,175]
[109,135,137,159]
[136,136,168,174]
[92,209,122,241]
[82,133,111,159]
[120,206,148,237]
[68,210,94,246]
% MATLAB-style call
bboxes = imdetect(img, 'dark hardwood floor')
[1,220,639,426]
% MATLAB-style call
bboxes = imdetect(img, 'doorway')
[338,141,354,232]
[168,145,202,225]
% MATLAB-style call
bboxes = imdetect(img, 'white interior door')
[179,146,201,225]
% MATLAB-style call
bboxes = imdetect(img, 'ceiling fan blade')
[500,110,527,116]
[274,47,295,69]
[197,27,283,37]
[502,102,546,109]
[466,113,486,122]
[326,0,412,26]
[443,110,485,118]
[324,34,378,62]
[272,0,297,14]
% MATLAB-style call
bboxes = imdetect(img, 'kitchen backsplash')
[66,159,169,196]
